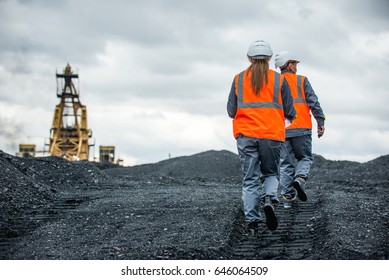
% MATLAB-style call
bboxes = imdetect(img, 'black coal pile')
[0,150,109,236]
[105,150,242,181]
[0,151,54,219]
[308,154,389,259]
[0,149,388,260]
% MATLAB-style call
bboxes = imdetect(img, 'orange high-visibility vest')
[281,73,312,130]
[233,69,285,141]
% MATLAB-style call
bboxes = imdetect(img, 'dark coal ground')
[0,149,388,260]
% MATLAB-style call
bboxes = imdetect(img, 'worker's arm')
[304,78,325,126]
[304,78,325,137]
[227,79,237,118]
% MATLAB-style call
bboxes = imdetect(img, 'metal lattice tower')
[48,63,93,161]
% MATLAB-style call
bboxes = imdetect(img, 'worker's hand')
[285,118,292,128]
[317,125,325,138]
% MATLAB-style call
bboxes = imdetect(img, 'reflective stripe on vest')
[232,69,285,141]
[295,75,305,103]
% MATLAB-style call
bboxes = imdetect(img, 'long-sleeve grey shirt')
[303,78,325,125]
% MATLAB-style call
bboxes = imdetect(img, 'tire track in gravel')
[0,188,105,259]
[231,188,324,260]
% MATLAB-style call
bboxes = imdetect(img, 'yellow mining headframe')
[48,63,93,161]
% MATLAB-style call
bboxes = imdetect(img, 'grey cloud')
[340,0,389,30]
[298,7,314,19]
[0,117,24,152]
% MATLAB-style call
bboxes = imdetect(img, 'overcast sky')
[0,0,388,166]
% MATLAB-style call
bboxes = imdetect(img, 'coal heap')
[0,149,388,260]
[0,150,108,220]
[105,150,242,179]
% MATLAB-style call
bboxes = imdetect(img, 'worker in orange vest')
[274,51,326,208]
[227,40,296,237]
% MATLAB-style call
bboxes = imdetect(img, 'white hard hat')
[275,51,300,68]
[247,40,273,59]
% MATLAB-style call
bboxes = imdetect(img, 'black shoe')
[263,197,278,231]
[247,222,259,238]
[292,177,307,201]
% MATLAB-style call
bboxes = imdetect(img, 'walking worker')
[227,40,296,237]
[274,51,326,208]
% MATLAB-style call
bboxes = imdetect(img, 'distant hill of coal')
[104,150,242,179]
[310,154,389,181]
[105,150,389,182]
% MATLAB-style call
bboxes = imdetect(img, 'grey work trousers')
[279,134,313,199]
[237,135,281,223]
